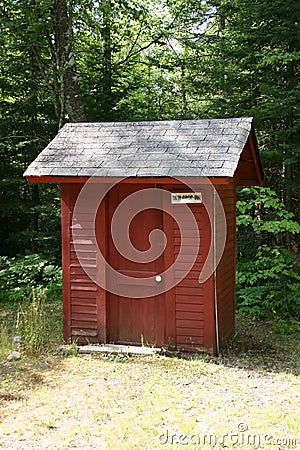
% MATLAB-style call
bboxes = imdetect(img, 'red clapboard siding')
[175,287,203,297]
[173,203,208,351]
[71,321,97,330]
[64,184,99,343]
[176,327,204,337]
[176,320,203,329]
[176,303,204,312]
[177,336,204,345]
[72,299,97,307]
[70,265,96,275]
[176,311,203,321]
[72,304,96,314]
[71,312,97,322]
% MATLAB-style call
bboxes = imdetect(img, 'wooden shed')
[24,118,263,354]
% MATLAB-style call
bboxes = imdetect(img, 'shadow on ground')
[0,315,299,407]
[174,315,300,376]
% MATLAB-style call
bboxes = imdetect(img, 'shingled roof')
[24,118,260,179]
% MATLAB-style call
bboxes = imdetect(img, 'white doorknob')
[155,275,162,282]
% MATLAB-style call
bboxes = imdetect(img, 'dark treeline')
[0,0,299,320]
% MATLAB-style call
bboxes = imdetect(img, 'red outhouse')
[24,118,263,354]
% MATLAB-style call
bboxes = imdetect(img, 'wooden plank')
[70,228,95,238]
[155,285,165,348]
[175,278,202,288]
[218,273,234,297]
[119,298,133,343]
[173,239,201,250]
[71,312,97,321]
[218,303,234,319]
[72,329,98,337]
[176,327,203,337]
[26,176,231,185]
[72,300,97,307]
[70,250,97,258]
[202,274,216,354]
[70,243,97,253]
[175,270,203,280]
[176,303,204,313]
[173,254,201,265]
[215,182,236,345]
[61,184,71,342]
[70,238,95,246]
[174,262,203,272]
[70,291,97,299]
[72,305,96,314]
[70,276,95,284]
[175,295,203,305]
[70,270,97,280]
[71,320,97,329]
[176,336,204,345]
[249,134,264,186]
[70,262,97,270]
[176,311,203,321]
[175,286,203,296]
[78,344,161,355]
[173,225,206,236]
[176,319,203,329]
[70,284,97,292]
[96,194,108,343]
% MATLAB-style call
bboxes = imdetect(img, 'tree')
[206,0,300,225]
[54,0,86,126]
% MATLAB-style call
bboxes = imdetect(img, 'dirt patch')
[0,317,299,450]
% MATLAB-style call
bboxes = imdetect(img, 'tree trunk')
[54,0,86,127]
[101,0,113,120]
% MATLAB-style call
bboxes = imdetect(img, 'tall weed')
[16,287,47,356]
[0,324,11,358]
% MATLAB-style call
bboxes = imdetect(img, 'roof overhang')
[25,176,232,185]
[234,130,264,186]
[24,118,263,185]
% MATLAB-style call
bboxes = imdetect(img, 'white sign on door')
[171,192,202,204]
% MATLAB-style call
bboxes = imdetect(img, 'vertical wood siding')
[215,184,236,345]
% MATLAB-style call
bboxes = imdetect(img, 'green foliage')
[236,187,300,320]
[0,0,299,329]
[0,254,62,302]
[237,187,300,255]
[237,245,300,320]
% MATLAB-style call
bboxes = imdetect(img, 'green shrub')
[0,254,63,355]
[0,253,62,302]
[236,187,300,321]
[236,245,300,320]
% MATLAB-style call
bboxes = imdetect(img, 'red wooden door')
[107,184,165,347]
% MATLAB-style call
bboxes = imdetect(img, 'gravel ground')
[0,318,299,450]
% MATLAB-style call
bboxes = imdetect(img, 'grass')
[0,299,299,450]
[0,294,62,358]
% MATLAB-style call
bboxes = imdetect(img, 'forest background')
[0,0,299,328]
